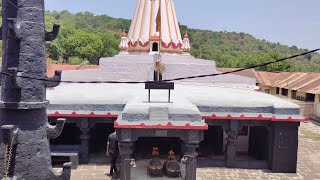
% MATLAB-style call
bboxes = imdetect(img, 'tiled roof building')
[218,68,320,120]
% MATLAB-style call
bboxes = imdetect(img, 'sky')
[45,0,320,50]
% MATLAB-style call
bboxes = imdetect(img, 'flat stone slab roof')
[47,83,306,128]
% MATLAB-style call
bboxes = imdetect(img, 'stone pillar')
[184,144,198,180]
[79,119,90,164]
[268,122,299,173]
[314,94,320,117]
[225,120,238,168]
[288,90,292,99]
[225,131,238,168]
[120,142,134,180]
[0,0,70,179]
[315,94,320,103]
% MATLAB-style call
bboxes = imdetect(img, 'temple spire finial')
[119,29,129,54]
[182,32,191,55]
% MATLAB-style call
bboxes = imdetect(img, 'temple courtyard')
[65,121,320,180]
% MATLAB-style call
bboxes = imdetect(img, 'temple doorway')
[90,123,115,154]
[199,124,269,168]
[248,126,269,161]
[199,126,224,157]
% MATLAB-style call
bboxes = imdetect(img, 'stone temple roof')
[44,53,308,129]
[42,41,314,132]
[47,83,306,130]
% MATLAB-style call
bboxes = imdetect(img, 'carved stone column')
[78,119,90,164]
[184,144,198,180]
[225,130,238,168]
[179,130,203,180]
[120,142,134,180]
[224,120,238,168]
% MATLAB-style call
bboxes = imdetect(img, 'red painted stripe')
[47,111,118,118]
[47,111,308,123]
[202,114,309,123]
[114,121,209,130]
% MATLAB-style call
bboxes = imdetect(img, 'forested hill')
[2,8,320,72]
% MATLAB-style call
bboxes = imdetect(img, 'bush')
[68,57,86,65]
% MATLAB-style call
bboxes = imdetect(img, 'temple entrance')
[199,126,224,157]
[90,123,115,154]
[248,126,269,161]
[199,125,269,168]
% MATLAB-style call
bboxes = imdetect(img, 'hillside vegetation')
[1,8,320,72]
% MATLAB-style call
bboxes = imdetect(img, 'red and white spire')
[119,30,129,54]
[126,0,183,54]
[182,33,191,53]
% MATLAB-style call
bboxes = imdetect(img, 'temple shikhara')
[0,0,305,179]
[123,0,184,54]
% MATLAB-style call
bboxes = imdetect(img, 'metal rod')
[159,0,161,55]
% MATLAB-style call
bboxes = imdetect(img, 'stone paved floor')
[64,122,320,180]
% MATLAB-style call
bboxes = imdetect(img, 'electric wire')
[164,48,320,82]
[0,48,319,84]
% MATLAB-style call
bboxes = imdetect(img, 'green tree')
[46,42,62,61]
[64,31,104,64]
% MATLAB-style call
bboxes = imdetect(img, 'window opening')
[152,42,159,52]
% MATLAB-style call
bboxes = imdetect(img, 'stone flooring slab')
[66,122,320,180]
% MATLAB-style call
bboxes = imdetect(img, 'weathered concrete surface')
[61,54,256,87]
[47,83,303,121]
[64,122,320,180]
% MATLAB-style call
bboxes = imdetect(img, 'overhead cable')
[0,48,319,84]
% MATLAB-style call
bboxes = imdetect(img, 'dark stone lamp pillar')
[0,0,70,179]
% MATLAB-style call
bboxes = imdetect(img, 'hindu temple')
[45,0,306,179]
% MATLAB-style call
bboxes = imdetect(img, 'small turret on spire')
[182,32,191,55]
[119,29,129,54]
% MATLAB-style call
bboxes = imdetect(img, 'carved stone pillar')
[120,142,134,180]
[184,144,198,180]
[225,120,238,168]
[225,130,238,168]
[78,119,90,164]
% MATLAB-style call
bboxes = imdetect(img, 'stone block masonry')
[0,0,70,179]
